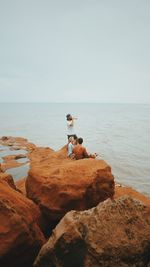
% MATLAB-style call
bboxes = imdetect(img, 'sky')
[0,0,150,103]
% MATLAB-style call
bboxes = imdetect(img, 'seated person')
[68,136,77,158]
[72,137,97,160]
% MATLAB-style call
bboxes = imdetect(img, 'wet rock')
[1,160,26,171]
[10,146,21,150]
[34,196,150,267]
[0,136,36,151]
[2,154,27,161]
[1,154,28,171]
[1,136,9,141]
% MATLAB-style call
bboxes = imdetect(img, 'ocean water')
[0,103,150,196]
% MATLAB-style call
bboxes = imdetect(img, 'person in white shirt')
[67,136,78,158]
[66,114,77,140]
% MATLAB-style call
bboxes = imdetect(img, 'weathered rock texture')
[115,184,150,206]
[34,196,150,267]
[26,147,115,225]
[15,177,27,195]
[0,172,17,190]
[0,180,46,267]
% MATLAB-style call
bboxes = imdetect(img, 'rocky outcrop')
[2,154,27,161]
[15,177,27,195]
[1,136,150,267]
[26,147,115,226]
[0,179,46,267]
[0,136,32,172]
[115,184,150,206]
[1,159,26,171]
[0,136,36,151]
[0,172,17,190]
[34,196,150,267]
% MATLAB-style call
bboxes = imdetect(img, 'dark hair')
[77,137,83,144]
[74,135,78,140]
[66,114,72,121]
[66,114,71,118]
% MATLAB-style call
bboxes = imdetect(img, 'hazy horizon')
[0,102,150,104]
[0,0,150,103]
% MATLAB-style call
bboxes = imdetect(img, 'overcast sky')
[0,0,150,103]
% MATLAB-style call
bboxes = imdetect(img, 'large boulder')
[34,196,150,267]
[26,147,115,225]
[0,180,46,267]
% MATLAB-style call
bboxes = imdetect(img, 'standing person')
[72,137,97,160]
[66,114,77,140]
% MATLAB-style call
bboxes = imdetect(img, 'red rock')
[26,147,115,226]
[1,136,9,141]
[28,146,54,163]
[15,177,27,195]
[34,196,150,267]
[0,172,17,190]
[0,136,36,151]
[2,154,27,161]
[1,153,28,171]
[114,184,150,206]
[0,180,46,267]
[0,163,2,172]
[1,160,26,171]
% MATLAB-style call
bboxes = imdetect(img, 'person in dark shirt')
[72,137,97,160]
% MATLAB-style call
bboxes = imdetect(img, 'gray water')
[5,163,30,181]
[0,145,29,180]
[0,145,27,157]
[0,103,150,196]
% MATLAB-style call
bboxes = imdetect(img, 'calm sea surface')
[0,103,150,196]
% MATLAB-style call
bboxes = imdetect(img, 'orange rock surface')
[34,196,150,267]
[15,177,27,195]
[115,185,150,206]
[1,136,150,267]
[0,172,17,190]
[0,179,45,267]
[1,160,26,171]
[26,147,115,226]
[0,136,36,151]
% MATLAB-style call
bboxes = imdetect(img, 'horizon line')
[0,102,150,104]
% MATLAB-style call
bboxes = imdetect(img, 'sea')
[0,103,150,196]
